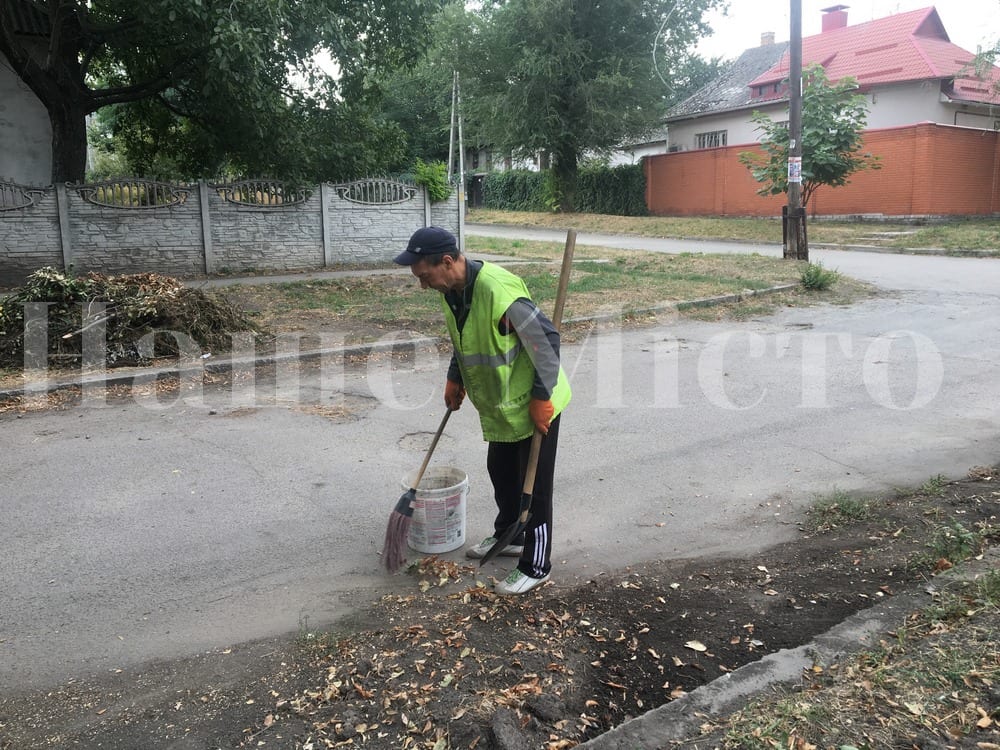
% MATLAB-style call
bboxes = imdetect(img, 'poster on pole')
[788,157,802,184]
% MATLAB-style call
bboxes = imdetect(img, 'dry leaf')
[685,640,707,652]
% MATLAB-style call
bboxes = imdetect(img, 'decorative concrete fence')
[0,177,463,285]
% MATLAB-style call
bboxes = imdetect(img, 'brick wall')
[645,123,1000,217]
[0,179,461,286]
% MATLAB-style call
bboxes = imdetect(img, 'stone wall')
[0,186,62,282]
[0,178,462,286]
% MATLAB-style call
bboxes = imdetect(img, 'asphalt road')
[3,229,999,691]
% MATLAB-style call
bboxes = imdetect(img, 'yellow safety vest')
[443,262,571,442]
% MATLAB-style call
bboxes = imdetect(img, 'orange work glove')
[444,379,466,411]
[529,398,555,435]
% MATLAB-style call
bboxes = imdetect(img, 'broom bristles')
[382,510,412,572]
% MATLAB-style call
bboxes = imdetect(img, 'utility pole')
[785,0,808,260]
[447,71,467,249]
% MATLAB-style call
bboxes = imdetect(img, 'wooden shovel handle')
[520,430,543,501]
[551,228,576,332]
[519,228,576,504]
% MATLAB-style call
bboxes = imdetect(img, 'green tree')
[459,0,723,212]
[0,0,441,183]
[374,3,485,170]
[739,64,880,207]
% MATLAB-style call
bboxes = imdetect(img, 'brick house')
[645,5,1000,217]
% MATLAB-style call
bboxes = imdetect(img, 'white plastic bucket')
[404,466,468,554]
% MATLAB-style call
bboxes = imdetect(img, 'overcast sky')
[695,1,1000,60]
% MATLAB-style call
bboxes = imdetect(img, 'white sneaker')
[465,536,523,559]
[494,568,550,595]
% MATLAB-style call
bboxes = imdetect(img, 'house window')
[695,130,728,149]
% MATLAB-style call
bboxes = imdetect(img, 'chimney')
[821,4,849,32]
[761,31,775,46]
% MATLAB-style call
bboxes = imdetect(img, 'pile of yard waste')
[0,267,261,370]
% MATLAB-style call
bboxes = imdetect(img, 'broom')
[382,408,453,572]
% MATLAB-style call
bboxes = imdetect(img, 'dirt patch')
[2,469,997,749]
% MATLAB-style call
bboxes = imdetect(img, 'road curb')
[0,336,442,403]
[577,547,999,748]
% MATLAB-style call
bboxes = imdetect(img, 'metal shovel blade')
[478,494,531,566]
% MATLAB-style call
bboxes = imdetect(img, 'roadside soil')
[1,465,997,750]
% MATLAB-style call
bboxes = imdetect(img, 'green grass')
[926,520,982,563]
[467,209,1000,255]
[800,261,840,290]
[222,241,860,339]
[977,569,1000,606]
[920,473,948,496]
[806,489,876,532]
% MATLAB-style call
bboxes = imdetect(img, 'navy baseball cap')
[394,226,458,265]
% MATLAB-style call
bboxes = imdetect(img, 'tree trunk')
[48,100,89,184]
[552,147,578,214]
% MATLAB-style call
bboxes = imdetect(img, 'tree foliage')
[458,0,723,212]
[0,0,441,183]
[374,3,480,169]
[739,64,881,207]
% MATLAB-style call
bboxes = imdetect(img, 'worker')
[394,226,570,595]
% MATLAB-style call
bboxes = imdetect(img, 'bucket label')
[406,468,468,554]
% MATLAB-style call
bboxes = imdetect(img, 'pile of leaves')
[0,267,262,370]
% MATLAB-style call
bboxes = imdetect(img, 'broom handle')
[520,228,576,501]
[412,408,453,490]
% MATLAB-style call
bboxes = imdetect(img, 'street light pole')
[786,0,807,260]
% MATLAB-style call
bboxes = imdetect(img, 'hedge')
[477,164,647,216]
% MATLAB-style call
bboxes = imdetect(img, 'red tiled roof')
[748,6,1000,106]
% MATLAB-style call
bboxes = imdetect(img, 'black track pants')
[485,415,561,578]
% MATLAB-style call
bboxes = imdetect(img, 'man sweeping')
[394,226,571,595]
